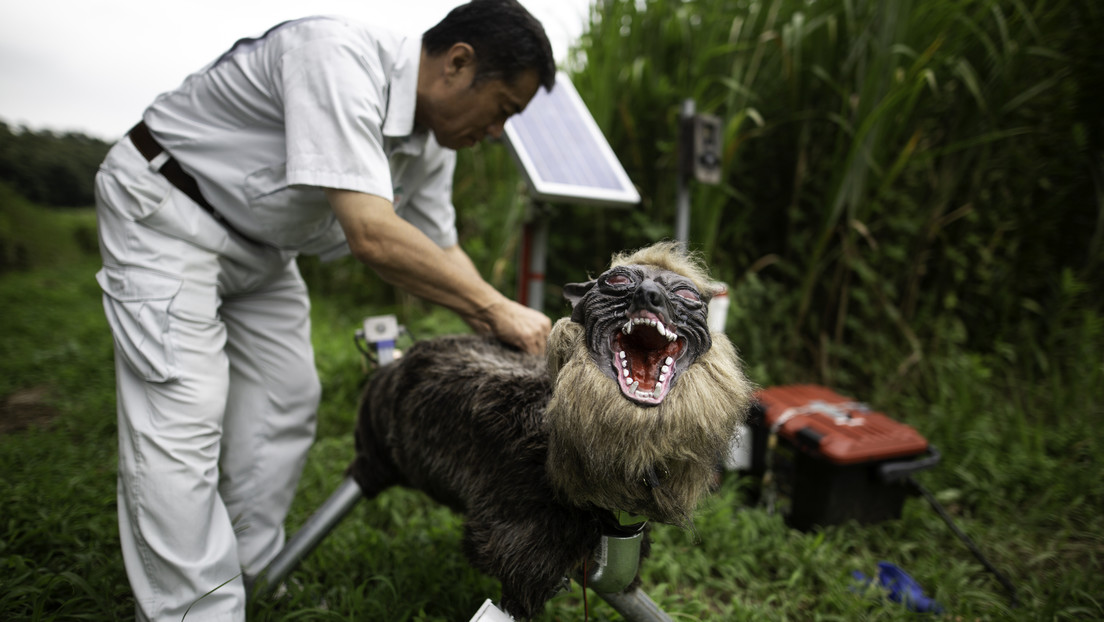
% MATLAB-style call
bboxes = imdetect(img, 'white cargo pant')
[94,138,322,621]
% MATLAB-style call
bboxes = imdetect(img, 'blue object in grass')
[852,561,945,614]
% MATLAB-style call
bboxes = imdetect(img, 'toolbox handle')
[878,445,941,483]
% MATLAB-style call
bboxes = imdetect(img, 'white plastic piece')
[362,315,399,342]
[469,599,515,622]
[723,424,753,471]
[707,284,729,333]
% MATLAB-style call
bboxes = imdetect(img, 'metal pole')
[526,204,550,313]
[252,475,363,598]
[675,98,695,247]
[599,588,676,622]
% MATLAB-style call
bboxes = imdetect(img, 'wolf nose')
[634,280,667,314]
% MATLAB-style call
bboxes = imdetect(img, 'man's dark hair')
[423,0,556,91]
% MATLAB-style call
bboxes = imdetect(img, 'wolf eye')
[605,274,632,286]
[674,288,700,301]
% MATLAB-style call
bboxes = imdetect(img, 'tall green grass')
[556,0,1100,389]
[3,0,1102,617]
[0,182,98,273]
[1,250,1101,620]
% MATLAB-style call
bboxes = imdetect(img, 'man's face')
[422,67,542,150]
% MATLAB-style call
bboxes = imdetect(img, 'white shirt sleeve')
[279,31,394,202]
[396,142,459,248]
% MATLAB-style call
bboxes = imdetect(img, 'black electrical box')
[746,385,940,531]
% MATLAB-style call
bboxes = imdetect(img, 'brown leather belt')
[128,121,219,213]
[127,121,263,245]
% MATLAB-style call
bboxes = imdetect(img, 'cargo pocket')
[96,266,183,383]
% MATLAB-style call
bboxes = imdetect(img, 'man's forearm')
[441,243,484,282]
[327,188,550,353]
[326,188,507,319]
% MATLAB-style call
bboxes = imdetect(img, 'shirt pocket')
[96,266,183,383]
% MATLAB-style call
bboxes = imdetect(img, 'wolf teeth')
[620,318,677,342]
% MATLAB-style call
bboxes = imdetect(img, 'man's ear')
[444,42,476,81]
[563,280,595,323]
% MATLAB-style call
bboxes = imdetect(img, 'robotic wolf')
[348,242,754,619]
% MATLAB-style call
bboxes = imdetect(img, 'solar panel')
[504,72,640,207]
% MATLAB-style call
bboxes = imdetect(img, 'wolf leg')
[346,377,408,497]
[463,510,598,620]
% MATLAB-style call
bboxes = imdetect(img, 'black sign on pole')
[693,114,723,185]
[677,102,725,246]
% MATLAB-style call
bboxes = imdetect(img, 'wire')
[906,475,1020,609]
[353,331,378,365]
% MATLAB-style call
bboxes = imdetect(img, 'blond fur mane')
[543,243,754,525]
[610,241,721,298]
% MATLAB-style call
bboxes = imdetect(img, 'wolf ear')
[562,280,596,322]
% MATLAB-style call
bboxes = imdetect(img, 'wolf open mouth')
[610,311,685,405]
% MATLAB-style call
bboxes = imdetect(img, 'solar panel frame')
[504,72,640,208]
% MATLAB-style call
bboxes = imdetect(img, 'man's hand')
[466,299,551,355]
[440,244,550,354]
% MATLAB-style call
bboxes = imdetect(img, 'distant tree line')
[0,120,111,207]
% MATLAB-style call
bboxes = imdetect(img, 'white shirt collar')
[382,35,422,140]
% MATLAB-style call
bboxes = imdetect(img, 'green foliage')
[0,121,110,207]
[0,216,1101,619]
[3,0,1102,618]
[0,183,99,274]
[452,141,531,294]
[553,0,1104,391]
[0,258,128,619]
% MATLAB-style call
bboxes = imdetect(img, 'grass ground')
[1,251,1101,620]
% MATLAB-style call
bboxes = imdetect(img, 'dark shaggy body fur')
[349,337,599,617]
[348,244,754,619]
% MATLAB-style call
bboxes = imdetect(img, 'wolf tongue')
[618,332,680,390]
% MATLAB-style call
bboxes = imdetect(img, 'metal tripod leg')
[254,462,677,621]
[598,588,675,622]
[252,317,394,598]
[252,475,363,598]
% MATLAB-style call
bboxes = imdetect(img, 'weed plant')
[3,0,1103,618]
[546,0,1102,390]
[0,233,1100,620]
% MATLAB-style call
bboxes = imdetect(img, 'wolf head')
[544,242,754,526]
[562,242,717,406]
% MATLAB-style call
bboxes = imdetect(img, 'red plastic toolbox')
[747,385,939,530]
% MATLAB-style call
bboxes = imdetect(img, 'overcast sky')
[0,0,592,141]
